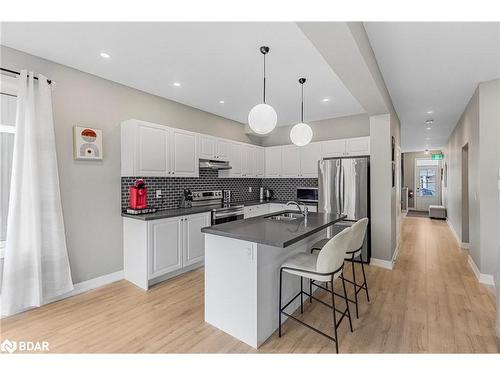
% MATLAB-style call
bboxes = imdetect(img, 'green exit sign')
[432,153,443,160]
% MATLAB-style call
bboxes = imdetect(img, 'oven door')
[211,209,244,225]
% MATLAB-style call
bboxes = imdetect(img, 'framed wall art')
[73,126,103,160]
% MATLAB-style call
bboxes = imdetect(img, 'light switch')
[156,189,162,198]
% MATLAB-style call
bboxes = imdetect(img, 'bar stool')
[278,227,353,353]
[311,218,370,319]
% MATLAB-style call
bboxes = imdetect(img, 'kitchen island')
[201,211,345,348]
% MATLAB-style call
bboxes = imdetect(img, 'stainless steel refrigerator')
[318,156,371,262]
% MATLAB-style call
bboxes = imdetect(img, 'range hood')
[199,159,232,170]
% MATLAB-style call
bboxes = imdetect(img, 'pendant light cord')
[301,83,304,123]
[263,53,266,104]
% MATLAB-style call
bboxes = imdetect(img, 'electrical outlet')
[156,189,162,198]
[248,187,252,193]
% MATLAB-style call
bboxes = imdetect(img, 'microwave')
[296,187,318,203]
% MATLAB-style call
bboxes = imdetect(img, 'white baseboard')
[370,258,393,270]
[467,255,495,287]
[45,270,124,304]
[446,219,461,246]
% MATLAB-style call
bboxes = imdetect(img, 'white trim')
[461,242,470,249]
[370,258,393,270]
[467,255,495,287]
[446,219,461,245]
[0,125,15,134]
[392,241,401,263]
[44,270,124,304]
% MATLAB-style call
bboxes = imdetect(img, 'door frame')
[414,157,442,211]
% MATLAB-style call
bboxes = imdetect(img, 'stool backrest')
[316,227,352,274]
[348,218,369,252]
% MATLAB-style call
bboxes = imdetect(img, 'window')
[0,75,17,253]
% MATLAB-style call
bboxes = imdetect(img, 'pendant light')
[248,46,277,135]
[290,78,313,146]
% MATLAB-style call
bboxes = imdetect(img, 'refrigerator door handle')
[340,161,345,215]
[335,160,341,214]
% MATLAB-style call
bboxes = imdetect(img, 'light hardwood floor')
[1,216,498,353]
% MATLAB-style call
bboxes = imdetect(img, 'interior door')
[415,161,440,211]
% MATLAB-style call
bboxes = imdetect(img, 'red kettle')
[129,179,147,210]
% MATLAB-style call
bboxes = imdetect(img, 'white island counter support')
[204,230,326,348]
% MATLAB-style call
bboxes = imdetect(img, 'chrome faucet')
[286,201,309,218]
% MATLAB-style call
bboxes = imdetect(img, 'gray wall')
[258,114,369,147]
[1,46,258,284]
[443,79,499,276]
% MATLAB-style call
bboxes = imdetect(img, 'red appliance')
[129,179,148,210]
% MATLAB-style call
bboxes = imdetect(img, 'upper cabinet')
[199,135,231,161]
[121,119,198,177]
[321,136,370,158]
[265,146,282,178]
[122,119,369,179]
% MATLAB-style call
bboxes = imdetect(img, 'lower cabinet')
[123,212,210,290]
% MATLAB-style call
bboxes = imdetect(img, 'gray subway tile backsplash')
[121,170,317,211]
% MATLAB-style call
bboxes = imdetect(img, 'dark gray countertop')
[201,211,345,248]
[121,199,300,221]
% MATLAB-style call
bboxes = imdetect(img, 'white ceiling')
[0,22,365,127]
[365,22,500,152]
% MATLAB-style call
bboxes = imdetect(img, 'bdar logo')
[1,339,17,354]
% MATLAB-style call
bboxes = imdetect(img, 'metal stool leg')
[341,273,353,332]
[279,269,283,337]
[300,277,304,314]
[330,276,339,354]
[351,253,359,319]
[309,279,312,303]
[360,254,370,302]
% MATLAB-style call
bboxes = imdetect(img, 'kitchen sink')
[266,212,304,221]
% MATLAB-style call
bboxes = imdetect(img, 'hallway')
[1,216,498,353]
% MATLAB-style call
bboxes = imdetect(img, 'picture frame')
[73,126,103,160]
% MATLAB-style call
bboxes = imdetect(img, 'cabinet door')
[321,139,346,158]
[199,135,216,160]
[242,145,255,177]
[183,212,211,267]
[281,145,300,178]
[346,136,370,156]
[300,142,322,178]
[216,139,231,161]
[136,123,170,176]
[171,129,199,177]
[148,217,183,279]
[255,147,265,177]
[265,146,282,178]
[219,142,242,178]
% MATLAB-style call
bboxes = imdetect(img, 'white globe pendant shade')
[248,103,277,135]
[290,122,313,146]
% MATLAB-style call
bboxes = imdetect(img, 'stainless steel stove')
[191,190,244,225]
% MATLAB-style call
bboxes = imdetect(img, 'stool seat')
[281,252,338,282]
[311,238,361,258]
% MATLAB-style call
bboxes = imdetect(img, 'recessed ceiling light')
[426,126,432,130]
[322,98,330,102]
[425,119,434,125]
[427,110,434,114]
[173,82,181,87]
[100,52,111,59]
[426,137,430,141]
[219,100,225,104]
[424,149,430,155]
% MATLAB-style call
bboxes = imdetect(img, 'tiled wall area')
[121,170,318,211]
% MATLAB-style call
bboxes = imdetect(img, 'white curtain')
[1,70,73,317]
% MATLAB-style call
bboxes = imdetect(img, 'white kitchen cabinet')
[171,129,199,177]
[321,139,346,158]
[183,212,211,266]
[281,145,301,178]
[124,211,210,290]
[255,147,265,177]
[300,143,322,178]
[216,139,231,161]
[134,122,170,177]
[242,145,255,177]
[199,135,216,160]
[219,141,242,178]
[265,146,282,178]
[121,119,198,177]
[148,217,183,279]
[346,136,370,156]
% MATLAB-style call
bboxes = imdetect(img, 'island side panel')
[123,218,149,290]
[256,230,327,347]
[204,234,258,348]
